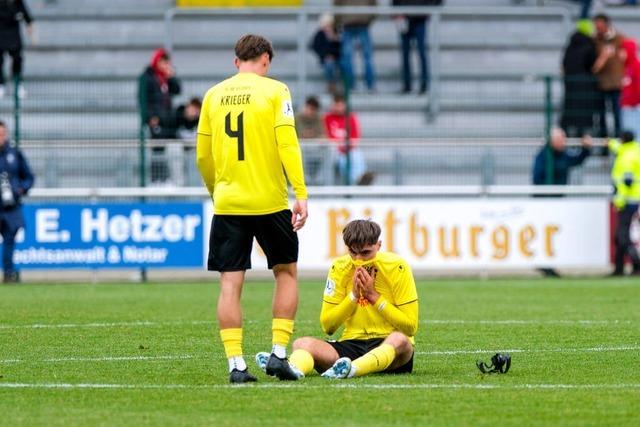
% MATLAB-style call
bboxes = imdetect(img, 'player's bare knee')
[292,336,314,351]
[385,331,410,351]
[273,262,296,276]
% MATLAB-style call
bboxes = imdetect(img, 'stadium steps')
[10,2,639,141]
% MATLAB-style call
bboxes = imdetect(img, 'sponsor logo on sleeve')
[282,101,294,118]
[324,278,336,296]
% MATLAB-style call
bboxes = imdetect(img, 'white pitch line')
[0,320,213,330]
[424,320,634,325]
[0,383,639,390]
[0,319,633,331]
[416,345,640,356]
[2,346,637,365]
[1,355,195,364]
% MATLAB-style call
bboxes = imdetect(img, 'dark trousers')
[613,204,640,274]
[597,89,621,138]
[0,211,21,275]
[0,48,23,85]
[400,19,428,92]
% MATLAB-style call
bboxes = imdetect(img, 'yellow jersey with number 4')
[196,72,307,215]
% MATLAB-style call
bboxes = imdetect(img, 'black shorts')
[208,210,298,272]
[327,338,414,374]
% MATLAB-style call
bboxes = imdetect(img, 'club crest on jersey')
[282,101,294,118]
[324,278,336,296]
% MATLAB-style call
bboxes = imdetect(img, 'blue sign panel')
[14,203,205,269]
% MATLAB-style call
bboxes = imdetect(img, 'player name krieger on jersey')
[220,93,251,106]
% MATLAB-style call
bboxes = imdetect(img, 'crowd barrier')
[14,185,625,274]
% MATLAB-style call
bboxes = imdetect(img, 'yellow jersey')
[320,251,419,343]
[196,72,307,215]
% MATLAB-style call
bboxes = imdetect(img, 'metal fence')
[17,138,612,189]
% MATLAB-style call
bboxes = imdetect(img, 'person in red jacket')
[323,93,372,184]
[621,38,640,139]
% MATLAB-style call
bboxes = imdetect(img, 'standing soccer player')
[196,35,308,383]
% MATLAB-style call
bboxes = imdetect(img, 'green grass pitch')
[0,278,638,426]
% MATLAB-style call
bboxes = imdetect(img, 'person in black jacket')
[138,48,181,183]
[533,127,592,187]
[0,120,33,283]
[392,0,442,94]
[560,22,599,139]
[311,13,341,94]
[0,0,33,98]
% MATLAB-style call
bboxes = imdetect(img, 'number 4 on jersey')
[225,112,245,161]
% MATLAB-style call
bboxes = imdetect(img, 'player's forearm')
[276,126,308,200]
[320,294,357,335]
[373,298,419,337]
[196,133,215,196]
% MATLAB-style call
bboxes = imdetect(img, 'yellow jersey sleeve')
[196,89,215,196]
[276,126,308,200]
[273,83,296,128]
[320,257,357,335]
[389,260,419,306]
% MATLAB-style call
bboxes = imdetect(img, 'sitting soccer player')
[256,219,418,379]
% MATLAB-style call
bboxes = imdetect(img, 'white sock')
[272,344,287,359]
[347,364,357,378]
[228,356,247,372]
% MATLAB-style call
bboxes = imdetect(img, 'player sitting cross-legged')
[256,219,418,379]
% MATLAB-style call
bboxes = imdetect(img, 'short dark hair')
[235,34,274,62]
[305,95,320,110]
[188,97,202,108]
[332,93,345,104]
[343,219,381,251]
[593,13,610,24]
[0,120,5,128]
[622,130,635,143]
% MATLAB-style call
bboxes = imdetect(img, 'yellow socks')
[351,343,396,377]
[220,328,246,372]
[289,349,315,375]
[271,318,294,358]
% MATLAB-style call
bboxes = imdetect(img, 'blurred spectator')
[592,13,625,139]
[560,20,599,138]
[175,97,201,141]
[0,120,33,283]
[324,93,372,185]
[608,131,640,276]
[392,0,442,95]
[138,48,181,139]
[138,48,181,183]
[533,127,592,187]
[0,0,33,99]
[334,0,377,92]
[296,96,325,184]
[310,13,341,94]
[532,127,592,277]
[620,38,640,139]
[296,95,324,139]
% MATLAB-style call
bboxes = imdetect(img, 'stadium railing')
[27,184,611,200]
[19,138,611,189]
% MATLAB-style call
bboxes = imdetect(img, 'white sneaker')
[0,85,5,98]
[17,84,26,99]
[321,357,353,379]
